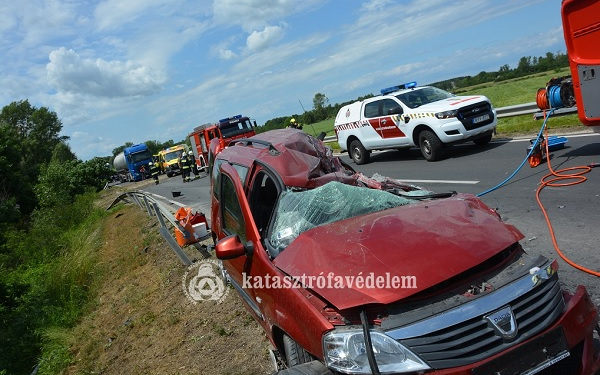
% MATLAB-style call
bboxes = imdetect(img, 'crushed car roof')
[223,128,356,188]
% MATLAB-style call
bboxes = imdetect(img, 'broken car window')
[268,181,417,252]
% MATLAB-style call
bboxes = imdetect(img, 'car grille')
[398,276,565,369]
[458,102,495,130]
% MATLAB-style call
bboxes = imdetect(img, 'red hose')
[536,88,549,110]
[535,126,599,276]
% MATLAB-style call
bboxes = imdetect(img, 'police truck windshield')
[395,87,455,109]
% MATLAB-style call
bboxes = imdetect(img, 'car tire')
[419,130,444,161]
[473,133,493,146]
[349,139,370,165]
[283,334,313,367]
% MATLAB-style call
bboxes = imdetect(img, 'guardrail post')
[142,195,153,216]
[129,193,143,209]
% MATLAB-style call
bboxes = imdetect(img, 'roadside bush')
[0,192,106,374]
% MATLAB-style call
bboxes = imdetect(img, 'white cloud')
[219,49,237,60]
[94,0,174,31]
[47,47,166,98]
[212,0,324,31]
[0,0,81,68]
[246,25,285,52]
[213,0,293,31]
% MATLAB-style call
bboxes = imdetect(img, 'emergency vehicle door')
[377,98,406,142]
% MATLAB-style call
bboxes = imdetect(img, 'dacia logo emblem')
[485,306,518,339]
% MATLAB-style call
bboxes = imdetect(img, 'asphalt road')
[140,170,213,217]
[139,130,600,306]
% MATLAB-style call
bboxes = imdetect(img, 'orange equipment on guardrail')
[174,207,208,246]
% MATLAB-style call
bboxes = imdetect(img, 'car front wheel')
[349,139,370,165]
[419,130,444,161]
[283,334,313,368]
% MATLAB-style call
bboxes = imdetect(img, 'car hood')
[418,96,489,111]
[272,194,523,310]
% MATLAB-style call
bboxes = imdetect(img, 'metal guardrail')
[321,102,579,144]
[495,102,540,118]
[108,191,211,266]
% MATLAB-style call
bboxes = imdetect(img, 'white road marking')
[400,179,479,184]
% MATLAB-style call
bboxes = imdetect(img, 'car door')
[215,163,338,358]
[216,163,284,331]
[362,98,407,148]
[377,98,409,147]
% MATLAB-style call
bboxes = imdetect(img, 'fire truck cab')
[188,115,257,172]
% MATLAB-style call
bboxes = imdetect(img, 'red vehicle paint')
[210,129,600,374]
[562,0,600,126]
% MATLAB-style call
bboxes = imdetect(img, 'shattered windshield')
[268,181,422,252]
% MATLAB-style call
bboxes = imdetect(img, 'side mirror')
[388,106,403,115]
[215,235,254,259]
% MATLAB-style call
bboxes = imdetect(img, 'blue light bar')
[219,114,243,123]
[380,81,418,95]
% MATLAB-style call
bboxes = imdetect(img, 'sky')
[1,0,568,160]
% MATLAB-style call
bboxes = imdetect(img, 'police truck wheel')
[283,334,313,367]
[349,139,370,165]
[419,130,444,161]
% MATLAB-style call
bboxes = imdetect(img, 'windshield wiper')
[386,189,457,200]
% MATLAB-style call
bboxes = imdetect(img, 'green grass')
[454,67,572,107]
[302,119,336,137]
[304,68,583,142]
[0,192,108,374]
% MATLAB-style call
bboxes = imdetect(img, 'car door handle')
[381,119,387,125]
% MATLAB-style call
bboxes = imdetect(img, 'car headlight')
[323,328,430,374]
[435,109,457,119]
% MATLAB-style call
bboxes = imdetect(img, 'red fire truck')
[188,115,257,172]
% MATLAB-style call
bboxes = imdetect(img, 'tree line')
[431,51,569,91]
[0,100,116,374]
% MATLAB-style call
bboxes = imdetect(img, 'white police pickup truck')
[334,82,497,163]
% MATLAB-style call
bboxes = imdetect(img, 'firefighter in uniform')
[149,162,159,184]
[188,150,198,180]
[179,151,191,182]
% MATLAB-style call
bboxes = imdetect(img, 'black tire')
[349,139,370,165]
[418,130,444,161]
[283,334,313,367]
[473,133,493,146]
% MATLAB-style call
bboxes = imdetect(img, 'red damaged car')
[210,129,600,375]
